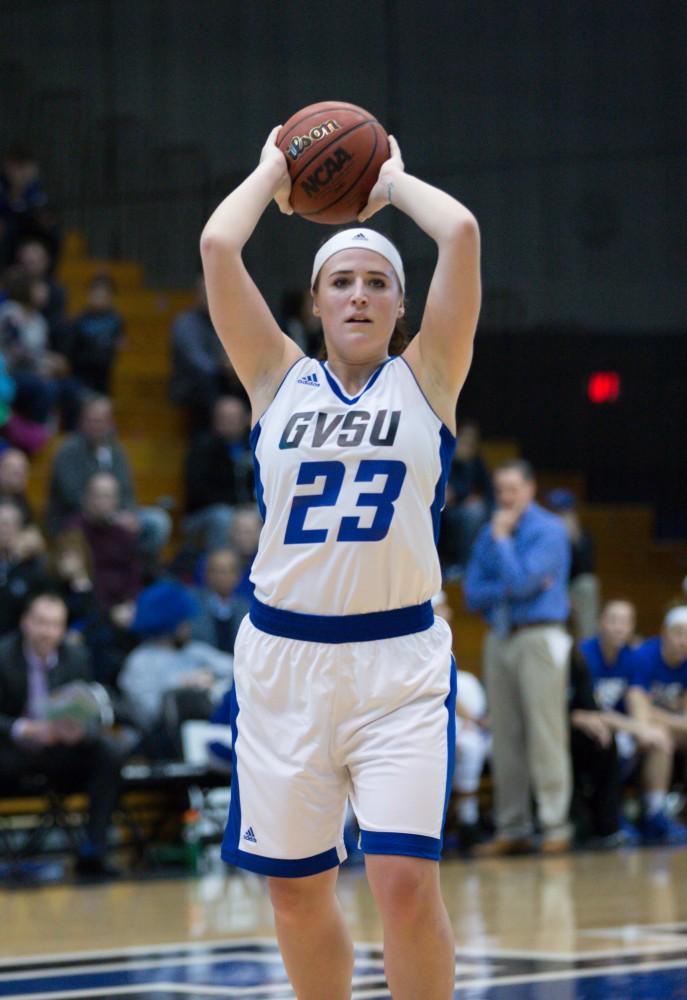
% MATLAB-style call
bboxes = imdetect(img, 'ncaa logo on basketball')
[286,119,341,161]
[300,147,353,198]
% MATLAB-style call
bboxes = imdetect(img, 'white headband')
[664,606,687,629]
[310,228,405,293]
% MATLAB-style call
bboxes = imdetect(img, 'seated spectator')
[65,274,124,395]
[46,526,133,690]
[440,421,493,577]
[0,446,34,524]
[45,528,99,639]
[0,147,59,268]
[569,639,668,849]
[46,395,171,565]
[0,267,79,429]
[191,548,250,654]
[183,396,253,552]
[119,580,234,758]
[169,274,246,429]
[0,352,16,442]
[628,606,687,843]
[0,499,48,637]
[548,488,600,640]
[71,472,141,621]
[0,592,122,878]
[580,600,684,845]
[14,236,67,344]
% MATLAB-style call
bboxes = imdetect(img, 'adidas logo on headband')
[310,228,405,292]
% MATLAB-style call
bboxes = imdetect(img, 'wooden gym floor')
[2,846,687,998]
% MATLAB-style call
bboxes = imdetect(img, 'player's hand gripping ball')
[277,101,389,224]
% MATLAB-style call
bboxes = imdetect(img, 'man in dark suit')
[0,591,122,877]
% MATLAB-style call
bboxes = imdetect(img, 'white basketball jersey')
[250,355,455,616]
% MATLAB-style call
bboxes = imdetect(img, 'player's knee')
[367,857,438,923]
[267,872,335,921]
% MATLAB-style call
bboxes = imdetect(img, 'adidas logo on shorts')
[243,827,257,843]
[296,372,320,388]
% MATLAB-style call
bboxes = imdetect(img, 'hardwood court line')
[580,919,687,937]
[0,938,281,968]
[0,950,287,983]
[8,986,296,1000]
[453,955,687,991]
[454,941,687,959]
[1,988,156,1000]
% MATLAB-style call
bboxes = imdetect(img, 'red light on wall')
[587,371,621,404]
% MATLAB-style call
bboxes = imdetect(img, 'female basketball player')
[200,127,480,1000]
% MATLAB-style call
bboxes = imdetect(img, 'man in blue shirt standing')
[629,606,687,842]
[464,459,572,855]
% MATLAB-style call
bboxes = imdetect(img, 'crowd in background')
[1,148,686,880]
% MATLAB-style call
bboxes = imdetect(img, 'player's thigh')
[226,620,349,866]
[347,621,455,855]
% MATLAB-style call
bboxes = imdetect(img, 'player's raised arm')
[359,137,481,429]
[199,127,303,412]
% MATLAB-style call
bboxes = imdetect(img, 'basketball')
[277,101,389,225]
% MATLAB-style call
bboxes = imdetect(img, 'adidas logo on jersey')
[296,372,320,388]
[243,827,257,843]
[352,232,368,240]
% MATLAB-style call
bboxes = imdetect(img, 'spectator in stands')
[71,472,141,621]
[0,352,16,442]
[0,446,34,524]
[46,525,132,690]
[183,396,253,552]
[65,274,124,395]
[628,606,687,843]
[547,488,600,639]
[0,592,122,877]
[569,635,670,849]
[440,420,493,578]
[45,529,98,638]
[464,458,572,855]
[228,504,262,601]
[0,147,59,267]
[15,236,67,343]
[191,548,249,654]
[119,579,234,758]
[0,499,48,637]
[579,600,641,762]
[46,395,171,565]
[169,274,245,429]
[0,267,72,425]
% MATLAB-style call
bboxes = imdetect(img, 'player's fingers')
[388,135,404,167]
[266,124,282,146]
[273,187,293,215]
[358,198,383,223]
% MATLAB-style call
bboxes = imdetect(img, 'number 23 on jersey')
[284,459,407,544]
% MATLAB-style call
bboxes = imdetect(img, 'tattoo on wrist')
[387,182,394,204]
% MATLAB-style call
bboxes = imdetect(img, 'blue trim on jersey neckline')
[318,357,393,405]
[249,597,434,643]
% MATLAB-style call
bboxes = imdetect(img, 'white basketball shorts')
[221,612,456,877]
